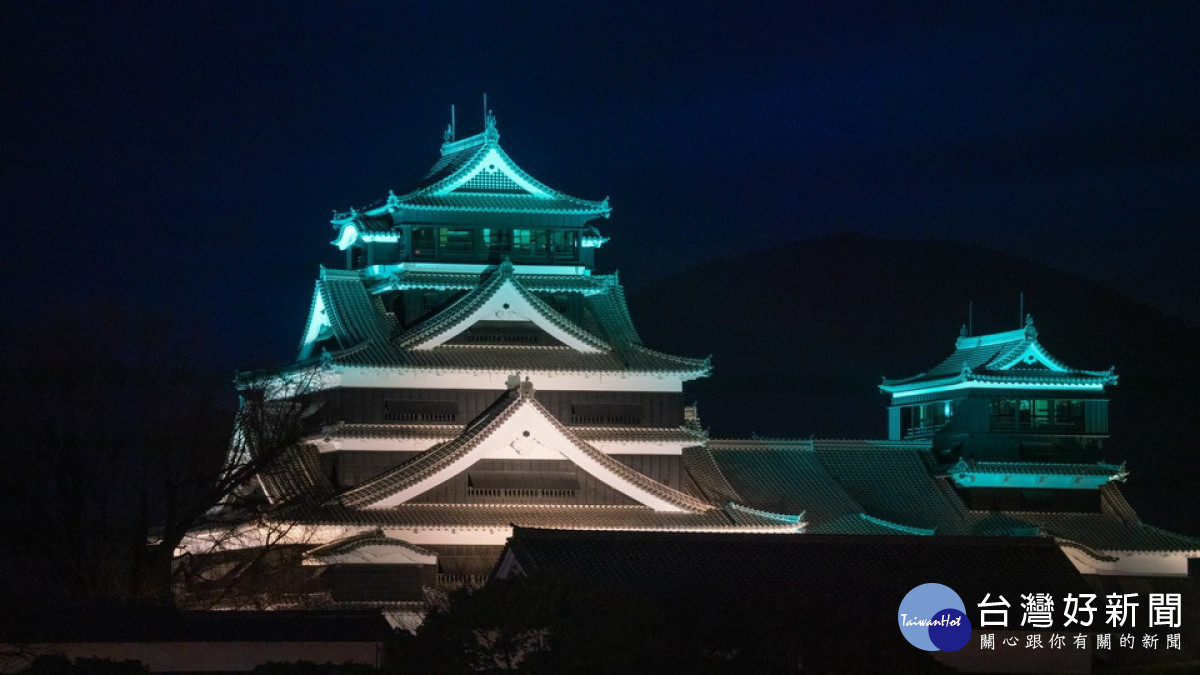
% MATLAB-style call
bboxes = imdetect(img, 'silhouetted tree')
[0,305,313,604]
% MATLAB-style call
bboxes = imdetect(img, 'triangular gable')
[991,339,1071,372]
[439,146,552,198]
[396,264,608,352]
[337,383,711,513]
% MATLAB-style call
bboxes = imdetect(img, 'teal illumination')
[948,461,1127,490]
[362,233,401,244]
[332,224,359,250]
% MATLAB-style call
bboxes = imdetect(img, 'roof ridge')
[524,394,714,513]
[335,388,524,508]
[393,264,611,352]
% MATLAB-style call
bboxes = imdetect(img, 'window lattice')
[459,167,522,193]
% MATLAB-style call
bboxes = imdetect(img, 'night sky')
[4,2,1198,373]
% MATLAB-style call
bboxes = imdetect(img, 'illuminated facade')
[181,112,1197,613]
[180,114,802,611]
[880,316,1118,463]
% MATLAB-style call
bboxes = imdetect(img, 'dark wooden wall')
[306,388,684,428]
[328,564,436,602]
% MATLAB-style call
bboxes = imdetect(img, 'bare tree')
[0,308,324,605]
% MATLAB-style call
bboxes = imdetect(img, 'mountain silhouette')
[629,234,1200,535]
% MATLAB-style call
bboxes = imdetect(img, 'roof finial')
[482,92,497,137]
[444,104,456,142]
[1024,313,1038,339]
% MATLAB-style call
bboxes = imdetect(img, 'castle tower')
[185,113,801,609]
[880,316,1118,464]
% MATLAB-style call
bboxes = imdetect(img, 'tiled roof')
[681,447,743,504]
[881,321,1117,391]
[706,440,1198,554]
[807,513,933,536]
[381,127,608,218]
[368,271,608,294]
[965,370,1117,386]
[284,503,795,532]
[336,388,525,508]
[318,268,399,365]
[581,280,643,345]
[811,440,968,530]
[321,423,460,440]
[1098,482,1142,522]
[970,513,1200,554]
[396,193,603,214]
[318,422,703,445]
[332,343,708,374]
[574,426,706,444]
[304,530,437,559]
[704,440,862,525]
[412,143,479,189]
[307,265,708,376]
[335,386,713,513]
[393,261,609,352]
[256,442,336,505]
[960,461,1125,477]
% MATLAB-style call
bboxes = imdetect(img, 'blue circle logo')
[898,583,972,651]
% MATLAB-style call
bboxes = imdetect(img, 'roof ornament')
[1114,461,1128,482]
[444,103,457,143]
[959,324,968,338]
[1024,313,1038,339]
[386,190,400,211]
[484,111,498,141]
[519,376,535,398]
[482,93,499,140]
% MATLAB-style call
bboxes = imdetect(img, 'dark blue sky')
[4,2,1198,370]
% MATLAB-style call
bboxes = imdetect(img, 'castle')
[177,111,1198,620]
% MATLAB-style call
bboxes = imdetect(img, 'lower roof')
[282,502,797,532]
[702,439,1200,554]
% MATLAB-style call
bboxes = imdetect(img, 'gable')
[444,320,566,347]
[439,147,551,198]
[406,278,607,352]
[993,341,1069,372]
[344,390,709,512]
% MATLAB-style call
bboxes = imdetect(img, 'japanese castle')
[179,112,1198,613]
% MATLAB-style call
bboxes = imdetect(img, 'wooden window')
[412,227,436,259]
[383,399,458,422]
[570,402,643,425]
[448,321,561,346]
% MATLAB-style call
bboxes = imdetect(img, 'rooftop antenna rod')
[1019,292,1025,327]
[451,104,456,140]
[483,92,488,127]
[968,301,974,336]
